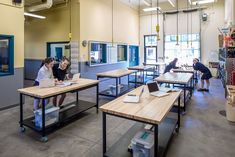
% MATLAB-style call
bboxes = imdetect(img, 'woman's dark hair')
[170,58,178,65]
[40,57,54,67]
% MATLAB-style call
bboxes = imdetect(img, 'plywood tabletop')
[172,68,194,73]
[96,69,136,78]
[145,62,166,66]
[155,72,193,84]
[128,65,155,70]
[18,78,99,98]
[227,85,235,95]
[100,85,181,124]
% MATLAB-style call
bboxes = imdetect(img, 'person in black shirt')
[193,58,212,92]
[52,57,70,107]
[164,58,179,73]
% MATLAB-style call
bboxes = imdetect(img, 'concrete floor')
[0,78,235,157]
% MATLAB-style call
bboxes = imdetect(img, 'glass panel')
[49,43,70,61]
[90,43,107,65]
[164,33,200,66]
[146,47,157,64]
[117,45,127,61]
[0,39,9,73]
[145,36,157,46]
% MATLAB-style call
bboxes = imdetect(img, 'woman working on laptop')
[34,57,55,110]
[52,56,70,108]
[164,58,179,73]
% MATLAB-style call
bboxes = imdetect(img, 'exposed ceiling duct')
[27,0,53,12]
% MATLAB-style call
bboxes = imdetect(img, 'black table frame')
[97,72,137,98]
[102,96,181,157]
[19,83,99,142]
[128,67,155,85]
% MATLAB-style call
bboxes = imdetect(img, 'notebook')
[123,87,144,103]
[57,73,80,87]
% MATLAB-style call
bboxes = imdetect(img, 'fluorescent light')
[143,0,151,6]
[24,12,46,19]
[188,0,192,5]
[192,0,215,5]
[143,7,161,12]
[168,0,175,7]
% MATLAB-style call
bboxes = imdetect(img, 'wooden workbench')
[155,72,193,112]
[100,85,181,157]
[96,69,137,98]
[128,65,155,84]
[18,78,99,142]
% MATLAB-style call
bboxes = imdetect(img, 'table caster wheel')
[40,136,48,142]
[20,127,26,133]
[175,127,179,133]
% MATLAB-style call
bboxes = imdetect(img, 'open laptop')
[57,73,80,87]
[39,79,55,88]
[147,82,170,97]
[123,87,144,103]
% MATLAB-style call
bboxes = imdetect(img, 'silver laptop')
[147,82,170,97]
[39,79,55,88]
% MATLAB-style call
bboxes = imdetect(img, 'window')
[0,35,14,76]
[164,34,200,65]
[89,43,107,65]
[117,45,127,62]
[47,42,70,62]
[144,35,157,64]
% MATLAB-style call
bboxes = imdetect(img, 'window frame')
[144,35,158,64]
[0,34,14,77]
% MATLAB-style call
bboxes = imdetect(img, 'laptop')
[147,82,170,97]
[39,79,55,88]
[123,87,144,103]
[57,73,80,87]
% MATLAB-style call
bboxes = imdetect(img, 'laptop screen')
[147,82,159,93]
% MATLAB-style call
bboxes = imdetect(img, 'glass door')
[144,35,157,64]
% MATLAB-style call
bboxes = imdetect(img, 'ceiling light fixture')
[192,0,215,5]
[188,0,192,5]
[24,12,46,19]
[143,0,151,6]
[143,7,161,12]
[168,0,176,7]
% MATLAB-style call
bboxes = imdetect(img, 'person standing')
[52,56,70,108]
[193,58,212,92]
[164,58,179,73]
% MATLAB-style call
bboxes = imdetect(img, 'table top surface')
[96,69,136,78]
[145,62,166,66]
[227,85,235,95]
[172,68,195,73]
[100,85,181,124]
[18,78,99,98]
[155,72,193,84]
[128,65,155,70]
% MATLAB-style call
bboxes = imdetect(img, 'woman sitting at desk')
[164,58,179,73]
[52,56,70,108]
[193,58,212,92]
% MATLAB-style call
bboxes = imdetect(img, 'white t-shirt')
[35,65,54,82]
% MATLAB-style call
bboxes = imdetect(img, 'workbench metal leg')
[41,98,47,142]
[143,70,145,84]
[103,112,107,156]
[96,84,99,113]
[128,74,130,86]
[135,72,137,88]
[19,93,25,132]
[76,91,79,105]
[119,77,121,84]
[183,85,186,113]
[116,77,118,97]
[177,96,181,131]
[154,125,159,157]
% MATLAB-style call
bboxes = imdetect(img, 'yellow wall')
[79,0,139,61]
[25,0,80,59]
[0,1,24,68]
[25,0,139,61]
